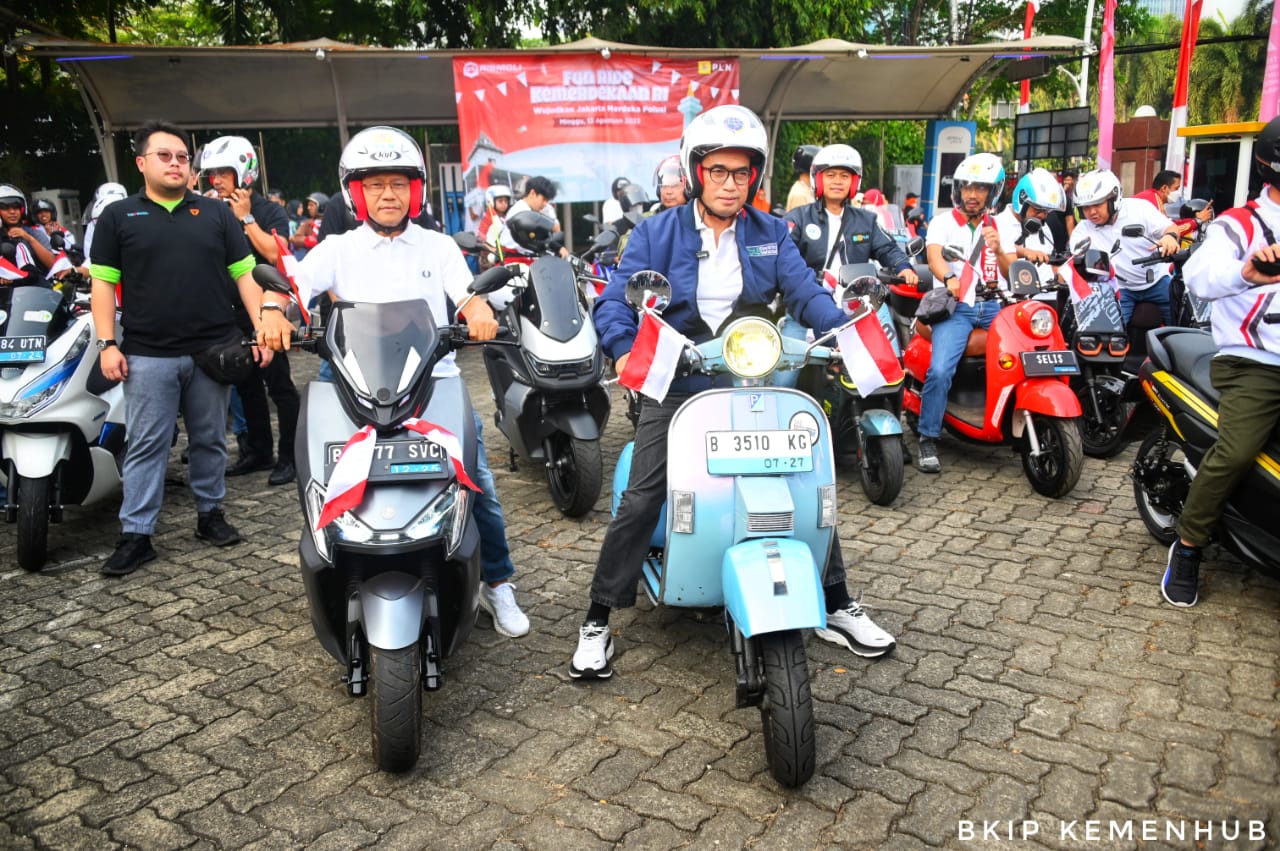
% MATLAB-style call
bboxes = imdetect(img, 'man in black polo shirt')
[90,119,294,577]
[201,135,301,486]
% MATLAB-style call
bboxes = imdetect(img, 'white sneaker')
[815,599,896,658]
[569,621,614,680]
[479,582,530,638]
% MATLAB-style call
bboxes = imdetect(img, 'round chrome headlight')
[722,317,782,379]
[1028,307,1055,339]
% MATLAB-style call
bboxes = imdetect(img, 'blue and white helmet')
[1011,168,1065,217]
[951,153,1006,212]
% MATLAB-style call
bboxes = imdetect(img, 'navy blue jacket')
[783,201,911,278]
[594,201,846,392]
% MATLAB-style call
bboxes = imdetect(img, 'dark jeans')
[590,392,848,609]
[235,353,300,460]
[1176,356,1280,547]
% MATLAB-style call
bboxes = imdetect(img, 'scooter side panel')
[81,446,123,506]
[722,538,825,638]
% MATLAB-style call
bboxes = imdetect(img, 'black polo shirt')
[90,189,254,357]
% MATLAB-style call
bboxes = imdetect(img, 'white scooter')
[0,256,125,571]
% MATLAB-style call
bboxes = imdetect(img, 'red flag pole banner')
[1019,0,1040,115]
[1097,0,1118,171]
[1165,0,1203,179]
[453,54,739,205]
[1262,0,1280,121]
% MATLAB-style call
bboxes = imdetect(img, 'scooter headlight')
[722,317,781,379]
[303,481,333,561]
[0,326,90,419]
[406,482,470,557]
[1028,307,1055,339]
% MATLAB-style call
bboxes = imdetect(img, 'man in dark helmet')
[602,176,632,225]
[1161,116,1280,609]
[785,144,820,212]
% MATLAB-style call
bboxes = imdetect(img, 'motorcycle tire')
[369,644,422,773]
[1078,387,1134,459]
[545,434,603,518]
[1020,415,1084,499]
[16,474,51,572]
[757,630,815,788]
[859,435,905,506]
[1131,429,1187,545]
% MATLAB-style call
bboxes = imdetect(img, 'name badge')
[746,243,778,257]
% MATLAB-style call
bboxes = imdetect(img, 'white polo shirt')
[926,208,1013,289]
[995,206,1056,285]
[1071,197,1174,291]
[694,207,743,332]
[296,221,473,378]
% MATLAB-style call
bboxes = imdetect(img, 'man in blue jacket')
[571,105,896,679]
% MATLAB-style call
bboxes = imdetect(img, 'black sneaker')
[917,437,941,473]
[101,534,157,577]
[1162,542,1201,608]
[196,509,242,547]
[267,460,296,486]
[226,454,273,477]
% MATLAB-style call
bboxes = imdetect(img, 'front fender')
[858,407,903,437]
[722,538,825,638]
[1,431,72,479]
[360,571,428,651]
[543,406,601,441]
[1015,379,1082,419]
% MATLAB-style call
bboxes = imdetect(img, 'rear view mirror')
[252,263,293,294]
[624,271,672,313]
[1120,224,1146,239]
[469,264,517,294]
[1021,218,1042,236]
[904,236,926,258]
[941,245,965,263]
[453,231,481,252]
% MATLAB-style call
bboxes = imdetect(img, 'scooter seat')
[915,324,988,357]
[1150,327,1220,405]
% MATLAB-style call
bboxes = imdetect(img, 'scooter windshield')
[1,286,63,339]
[327,299,440,400]
[525,257,583,343]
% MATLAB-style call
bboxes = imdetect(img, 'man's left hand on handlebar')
[460,296,500,341]
[899,267,919,286]
[256,306,295,352]
[1157,233,1180,256]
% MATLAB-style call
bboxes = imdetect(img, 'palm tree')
[1187,0,1270,124]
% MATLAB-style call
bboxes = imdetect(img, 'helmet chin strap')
[368,214,409,236]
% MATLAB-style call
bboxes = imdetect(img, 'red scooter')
[901,256,1085,498]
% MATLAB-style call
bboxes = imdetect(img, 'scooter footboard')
[722,538,825,639]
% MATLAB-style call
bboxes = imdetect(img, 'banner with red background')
[453,54,739,205]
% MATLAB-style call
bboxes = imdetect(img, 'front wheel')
[1020,416,1083,499]
[369,644,422,773]
[1131,429,1187,545]
[16,474,52,572]
[545,433,603,518]
[1078,385,1134,459]
[757,630,815,787]
[859,435,905,506]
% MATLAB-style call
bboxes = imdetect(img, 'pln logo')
[462,61,480,79]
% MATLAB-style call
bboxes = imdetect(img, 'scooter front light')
[406,483,457,542]
[671,490,694,534]
[303,481,333,561]
[722,317,782,379]
[1028,307,1055,339]
[818,484,837,528]
[1108,335,1130,356]
[0,326,91,418]
[1076,334,1102,356]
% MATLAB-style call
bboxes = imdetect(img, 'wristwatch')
[96,338,117,351]
[240,214,256,227]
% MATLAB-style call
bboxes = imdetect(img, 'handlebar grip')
[1133,253,1170,267]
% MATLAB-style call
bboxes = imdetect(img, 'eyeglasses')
[703,165,753,187]
[363,179,412,194]
[145,150,191,165]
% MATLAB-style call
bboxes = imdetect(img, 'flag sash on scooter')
[45,251,74,279]
[619,309,691,404]
[271,231,311,325]
[1065,262,1094,305]
[835,311,905,398]
[955,260,979,307]
[402,417,481,493]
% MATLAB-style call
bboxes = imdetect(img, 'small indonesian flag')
[272,231,310,325]
[619,310,691,404]
[315,425,377,530]
[1065,261,1094,305]
[955,260,979,307]
[821,269,839,291]
[403,417,481,493]
[46,251,74,279]
[835,311,905,398]
[0,257,24,281]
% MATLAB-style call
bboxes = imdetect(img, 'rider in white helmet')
[653,154,684,210]
[479,183,512,249]
[569,104,897,681]
[78,182,129,273]
[1070,168,1181,326]
[262,126,531,638]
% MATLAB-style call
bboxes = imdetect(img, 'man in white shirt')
[498,175,566,259]
[264,126,530,638]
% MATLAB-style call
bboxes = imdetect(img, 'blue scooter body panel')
[859,407,903,437]
[722,537,826,638]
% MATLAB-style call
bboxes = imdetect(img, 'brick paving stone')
[897,784,975,846]
[1099,754,1160,810]
[543,792,644,843]
[1034,764,1098,822]
[831,791,905,847]
[614,779,716,831]
[751,800,839,850]
[107,807,196,850]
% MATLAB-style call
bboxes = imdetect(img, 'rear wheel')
[545,434,603,518]
[757,630,815,787]
[1078,385,1133,459]
[1132,429,1187,545]
[369,644,422,773]
[859,435,905,506]
[1021,416,1083,498]
[16,474,51,572]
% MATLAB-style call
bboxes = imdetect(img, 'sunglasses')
[144,150,192,165]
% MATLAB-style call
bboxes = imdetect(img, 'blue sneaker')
[1162,542,1201,608]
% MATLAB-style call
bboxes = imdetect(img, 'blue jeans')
[120,355,232,535]
[229,387,247,435]
[1118,276,1172,327]
[918,300,1000,440]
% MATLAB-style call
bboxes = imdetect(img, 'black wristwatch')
[96,338,118,351]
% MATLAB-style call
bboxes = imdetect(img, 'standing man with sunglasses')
[89,119,294,577]
[568,105,896,680]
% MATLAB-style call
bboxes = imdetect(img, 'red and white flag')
[1097,0,1118,171]
[619,310,691,404]
[0,257,24,281]
[1065,262,1094,305]
[272,231,310,325]
[45,251,74,279]
[1262,0,1280,121]
[315,425,377,530]
[835,311,904,398]
[1165,0,1203,178]
[1018,0,1041,115]
[402,417,481,493]
[954,260,979,307]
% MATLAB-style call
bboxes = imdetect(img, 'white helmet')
[1011,168,1065,217]
[1074,169,1123,220]
[89,182,128,221]
[199,135,259,189]
[485,184,512,206]
[654,154,683,195]
[0,184,27,215]
[339,126,427,221]
[951,153,1006,211]
[810,144,864,199]
[679,104,768,199]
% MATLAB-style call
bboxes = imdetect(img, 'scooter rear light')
[1108,335,1130,356]
[672,490,694,534]
[819,484,836,528]
[1076,334,1102,356]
